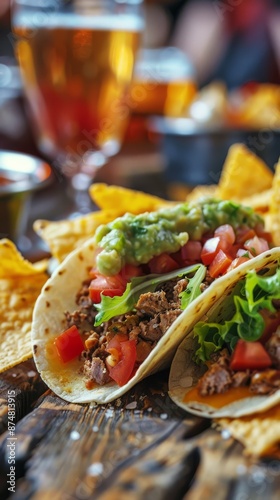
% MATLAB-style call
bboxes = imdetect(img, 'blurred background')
[1,0,280,156]
[1,0,280,256]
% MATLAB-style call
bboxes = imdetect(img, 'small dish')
[150,117,280,187]
[0,150,52,244]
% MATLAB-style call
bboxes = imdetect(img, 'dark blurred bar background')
[1,0,280,158]
[1,1,280,258]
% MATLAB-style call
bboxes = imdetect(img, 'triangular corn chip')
[89,183,171,212]
[217,144,273,200]
[217,404,280,457]
[34,209,120,263]
[0,239,48,278]
[35,185,172,263]
[0,239,48,372]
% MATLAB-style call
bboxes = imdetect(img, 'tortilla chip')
[216,144,273,200]
[0,239,48,372]
[217,405,280,457]
[237,84,280,128]
[238,188,272,213]
[167,183,193,202]
[35,185,173,263]
[34,209,120,263]
[89,183,171,212]
[268,158,280,245]
[0,239,48,278]
[186,185,218,203]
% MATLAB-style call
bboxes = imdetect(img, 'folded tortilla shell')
[169,248,280,418]
[31,237,210,404]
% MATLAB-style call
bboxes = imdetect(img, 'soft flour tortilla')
[31,237,206,404]
[32,240,279,404]
[169,248,280,418]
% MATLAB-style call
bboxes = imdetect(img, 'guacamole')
[94,199,263,276]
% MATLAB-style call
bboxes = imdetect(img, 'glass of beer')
[12,0,143,213]
[125,47,197,142]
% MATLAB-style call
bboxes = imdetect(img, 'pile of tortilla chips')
[2,146,280,458]
[0,239,48,372]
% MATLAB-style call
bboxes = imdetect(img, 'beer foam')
[13,11,144,32]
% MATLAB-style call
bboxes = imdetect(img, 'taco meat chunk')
[66,277,186,387]
[266,332,280,369]
[250,370,280,395]
[197,332,280,397]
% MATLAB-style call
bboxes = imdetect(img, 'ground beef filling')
[198,333,280,397]
[65,277,189,386]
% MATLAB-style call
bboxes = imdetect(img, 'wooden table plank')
[186,428,280,500]
[0,360,47,436]
[0,366,279,499]
[0,372,208,499]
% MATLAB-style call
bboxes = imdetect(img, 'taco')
[31,199,273,404]
[169,248,280,418]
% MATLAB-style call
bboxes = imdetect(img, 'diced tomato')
[230,339,272,371]
[120,263,143,281]
[89,248,103,278]
[106,336,137,386]
[235,227,256,245]
[89,267,98,279]
[227,243,241,259]
[106,333,129,348]
[201,231,214,245]
[236,248,252,258]
[259,309,280,344]
[226,256,250,272]
[214,224,235,245]
[254,223,273,243]
[244,236,269,256]
[89,274,126,303]
[148,253,179,274]
[54,325,84,363]
[201,237,221,265]
[208,249,233,278]
[180,240,202,263]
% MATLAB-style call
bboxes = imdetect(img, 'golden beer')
[124,47,197,142]
[130,78,197,117]
[13,15,141,166]
[129,48,197,117]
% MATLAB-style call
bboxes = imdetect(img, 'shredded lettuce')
[94,264,206,326]
[194,266,280,363]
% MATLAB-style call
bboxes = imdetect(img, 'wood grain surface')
[0,364,279,500]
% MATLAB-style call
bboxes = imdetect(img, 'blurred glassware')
[125,46,197,142]
[0,57,40,155]
[11,0,144,214]
[0,150,52,251]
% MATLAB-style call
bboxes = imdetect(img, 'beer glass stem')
[65,150,106,216]
[70,173,94,216]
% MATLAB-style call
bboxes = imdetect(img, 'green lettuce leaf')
[194,266,280,363]
[180,264,206,309]
[94,264,206,326]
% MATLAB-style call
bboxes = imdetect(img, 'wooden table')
[0,360,280,499]
[2,143,280,499]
